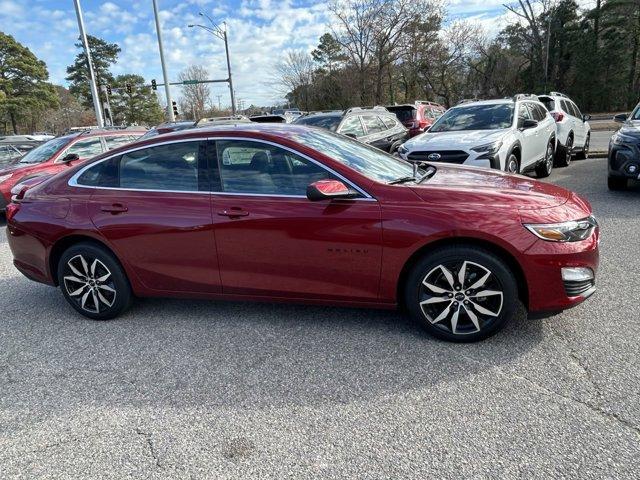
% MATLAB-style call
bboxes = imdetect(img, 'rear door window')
[105,135,136,150]
[560,100,572,116]
[66,138,104,159]
[361,115,386,135]
[569,102,582,118]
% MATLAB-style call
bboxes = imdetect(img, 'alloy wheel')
[565,137,573,164]
[419,261,504,335]
[507,155,519,173]
[63,254,116,314]
[583,136,589,158]
[545,142,554,172]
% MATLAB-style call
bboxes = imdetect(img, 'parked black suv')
[608,105,640,190]
[293,107,409,153]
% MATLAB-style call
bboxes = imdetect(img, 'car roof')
[454,99,513,108]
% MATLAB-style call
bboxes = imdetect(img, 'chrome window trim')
[68,135,376,201]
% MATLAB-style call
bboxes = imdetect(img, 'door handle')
[217,208,249,218]
[100,203,128,214]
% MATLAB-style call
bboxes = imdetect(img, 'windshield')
[18,136,71,164]
[294,115,342,131]
[430,103,514,132]
[291,128,417,183]
[630,104,640,120]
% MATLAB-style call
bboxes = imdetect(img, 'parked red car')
[386,101,446,137]
[6,124,598,342]
[0,128,145,212]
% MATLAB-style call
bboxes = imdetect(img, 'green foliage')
[110,74,164,125]
[66,35,120,110]
[0,31,59,133]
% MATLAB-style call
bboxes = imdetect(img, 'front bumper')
[608,142,640,179]
[521,230,599,313]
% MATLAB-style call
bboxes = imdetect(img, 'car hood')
[618,120,640,137]
[405,129,506,149]
[409,164,571,210]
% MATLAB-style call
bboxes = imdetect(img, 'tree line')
[277,0,640,113]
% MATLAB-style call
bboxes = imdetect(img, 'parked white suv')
[397,96,557,177]
[538,92,591,166]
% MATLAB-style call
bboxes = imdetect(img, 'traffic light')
[126,83,132,94]
[172,101,179,117]
[151,79,157,91]
[106,84,112,95]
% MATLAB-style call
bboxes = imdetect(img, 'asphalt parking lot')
[0,157,638,479]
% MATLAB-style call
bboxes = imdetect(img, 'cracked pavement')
[0,157,638,479]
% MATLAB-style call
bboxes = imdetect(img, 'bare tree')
[177,65,211,120]
[274,51,315,111]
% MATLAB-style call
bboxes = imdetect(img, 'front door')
[210,138,383,301]
[85,140,221,293]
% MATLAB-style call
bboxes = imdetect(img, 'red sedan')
[5,124,599,342]
[0,128,145,212]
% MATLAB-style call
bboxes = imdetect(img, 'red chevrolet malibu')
[5,124,599,342]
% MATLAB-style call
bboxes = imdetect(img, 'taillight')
[418,119,428,129]
[5,202,20,222]
[551,111,564,122]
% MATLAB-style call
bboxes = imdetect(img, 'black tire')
[57,242,132,320]
[505,153,520,174]
[555,135,573,167]
[404,246,518,342]
[535,139,555,178]
[608,176,627,191]
[575,134,589,160]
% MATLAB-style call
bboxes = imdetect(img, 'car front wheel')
[404,246,518,342]
[535,139,555,178]
[505,153,520,174]
[58,242,133,320]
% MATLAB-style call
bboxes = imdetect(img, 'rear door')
[210,138,383,301]
[568,101,586,145]
[361,115,392,151]
[83,139,221,293]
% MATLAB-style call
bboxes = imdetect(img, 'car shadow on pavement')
[0,274,545,429]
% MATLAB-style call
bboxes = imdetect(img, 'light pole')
[188,13,236,114]
[72,0,104,128]
[152,0,175,122]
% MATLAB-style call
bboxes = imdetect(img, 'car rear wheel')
[556,135,573,167]
[575,134,589,160]
[58,242,132,320]
[535,139,555,178]
[404,246,518,342]
[608,176,627,191]
[505,153,520,174]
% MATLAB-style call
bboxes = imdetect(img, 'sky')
[0,0,593,108]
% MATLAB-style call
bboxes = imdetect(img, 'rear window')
[539,97,555,112]
[386,106,416,122]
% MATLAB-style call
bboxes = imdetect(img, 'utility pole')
[152,0,175,122]
[188,14,236,114]
[216,94,222,111]
[222,24,236,115]
[72,0,104,128]
[101,85,113,126]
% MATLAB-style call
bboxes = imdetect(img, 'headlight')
[397,145,408,156]
[612,133,635,145]
[524,215,597,242]
[0,173,13,183]
[471,141,502,154]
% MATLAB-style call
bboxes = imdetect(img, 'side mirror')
[613,113,628,123]
[519,118,538,130]
[61,153,79,163]
[582,114,591,122]
[306,179,356,201]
